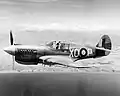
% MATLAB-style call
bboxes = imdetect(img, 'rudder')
[95,35,112,56]
[96,35,112,50]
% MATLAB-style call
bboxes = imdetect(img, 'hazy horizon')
[1,0,120,35]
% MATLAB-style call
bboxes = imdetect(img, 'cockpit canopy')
[46,41,70,50]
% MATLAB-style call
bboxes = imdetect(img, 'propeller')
[10,30,15,70]
[10,30,13,45]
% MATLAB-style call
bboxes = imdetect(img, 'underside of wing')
[39,55,73,64]
[39,55,93,68]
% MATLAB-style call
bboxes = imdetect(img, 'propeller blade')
[10,31,15,70]
[12,56,15,70]
[10,30,13,45]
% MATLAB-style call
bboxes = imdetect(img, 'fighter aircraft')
[3,30,112,69]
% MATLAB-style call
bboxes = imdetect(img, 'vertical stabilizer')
[96,35,112,50]
[95,35,112,56]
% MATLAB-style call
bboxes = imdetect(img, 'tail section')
[95,35,112,56]
[96,35,112,50]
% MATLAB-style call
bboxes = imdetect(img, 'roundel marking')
[80,48,88,57]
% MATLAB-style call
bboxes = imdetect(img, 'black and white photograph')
[1,0,120,96]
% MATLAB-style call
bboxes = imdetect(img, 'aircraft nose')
[4,46,15,55]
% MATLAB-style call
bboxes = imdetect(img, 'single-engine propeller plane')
[3,30,112,69]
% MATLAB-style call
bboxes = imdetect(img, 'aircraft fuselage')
[4,44,97,65]
[4,45,95,58]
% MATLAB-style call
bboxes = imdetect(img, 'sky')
[0,0,120,34]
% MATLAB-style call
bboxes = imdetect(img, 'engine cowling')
[15,54,39,65]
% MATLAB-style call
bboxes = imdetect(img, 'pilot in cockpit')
[52,41,62,50]
[52,41,57,49]
[56,41,61,49]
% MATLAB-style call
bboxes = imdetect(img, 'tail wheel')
[80,48,88,57]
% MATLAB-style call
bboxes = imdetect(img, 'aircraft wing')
[39,55,94,68]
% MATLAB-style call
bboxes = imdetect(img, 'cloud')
[23,0,58,3]
[0,0,17,5]
[0,0,58,4]
[0,16,9,20]
[16,22,109,32]
[17,23,82,32]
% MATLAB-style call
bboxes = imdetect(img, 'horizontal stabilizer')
[85,44,112,52]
